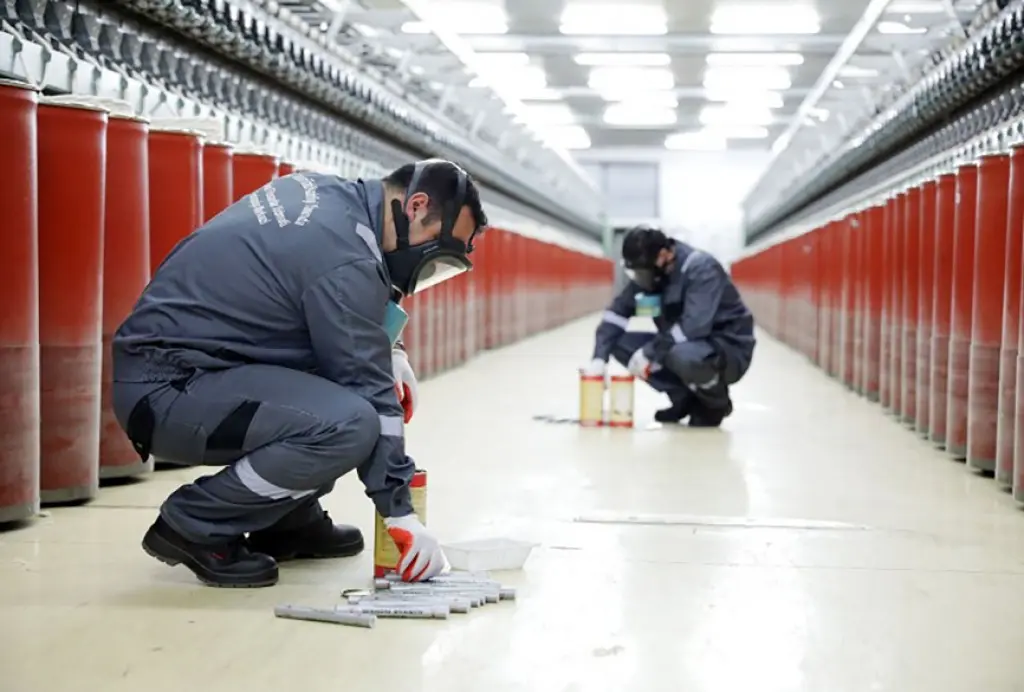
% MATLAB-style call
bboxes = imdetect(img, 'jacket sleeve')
[592,283,638,361]
[301,259,415,519]
[645,253,728,361]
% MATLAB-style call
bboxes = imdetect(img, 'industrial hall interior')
[4,0,1024,689]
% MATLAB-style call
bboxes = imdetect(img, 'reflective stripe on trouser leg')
[160,412,382,544]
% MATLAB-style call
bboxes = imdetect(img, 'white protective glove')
[627,348,653,379]
[582,357,607,377]
[384,514,447,582]
[392,349,418,424]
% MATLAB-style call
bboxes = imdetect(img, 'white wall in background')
[574,148,772,264]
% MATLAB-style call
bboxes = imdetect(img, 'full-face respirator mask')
[621,225,673,294]
[385,159,485,298]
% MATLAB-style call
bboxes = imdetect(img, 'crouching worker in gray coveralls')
[584,226,756,428]
[112,159,488,588]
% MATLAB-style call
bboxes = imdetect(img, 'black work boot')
[688,399,734,428]
[654,392,695,423]
[247,511,364,562]
[142,517,279,588]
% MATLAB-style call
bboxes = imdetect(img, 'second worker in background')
[586,226,756,427]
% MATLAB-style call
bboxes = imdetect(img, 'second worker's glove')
[384,514,447,582]
[392,349,418,423]
[627,348,653,379]
[581,357,607,377]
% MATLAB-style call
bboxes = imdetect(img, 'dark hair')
[621,225,671,268]
[384,160,488,231]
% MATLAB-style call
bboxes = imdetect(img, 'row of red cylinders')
[0,80,615,523]
[0,80,292,522]
[401,230,615,379]
[731,149,1024,500]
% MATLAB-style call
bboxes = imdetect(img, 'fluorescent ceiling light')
[838,65,880,78]
[560,3,667,35]
[471,66,547,92]
[603,104,677,127]
[665,132,727,151]
[588,67,675,92]
[523,104,577,126]
[401,3,509,35]
[352,23,380,37]
[700,105,773,126]
[706,52,804,67]
[877,20,927,34]
[704,89,785,109]
[538,125,591,150]
[401,21,431,34]
[517,88,563,101]
[710,4,820,34]
[702,125,770,140]
[475,52,531,66]
[601,91,679,109]
[703,66,792,91]
[574,52,671,67]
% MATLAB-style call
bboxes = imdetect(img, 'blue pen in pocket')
[383,300,409,346]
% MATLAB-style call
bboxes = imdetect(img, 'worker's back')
[113,174,385,381]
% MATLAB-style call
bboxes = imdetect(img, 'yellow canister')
[608,374,635,428]
[579,370,605,427]
[373,469,427,577]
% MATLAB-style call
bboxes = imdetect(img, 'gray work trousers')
[611,331,748,411]
[112,365,380,544]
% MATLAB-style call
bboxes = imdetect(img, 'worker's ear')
[405,192,430,219]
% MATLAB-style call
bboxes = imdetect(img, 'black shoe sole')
[142,528,279,588]
[258,535,365,563]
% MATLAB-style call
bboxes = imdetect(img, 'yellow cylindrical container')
[608,374,635,428]
[373,469,427,577]
[579,371,605,427]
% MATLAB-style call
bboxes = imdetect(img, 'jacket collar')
[357,179,387,245]
[662,240,694,304]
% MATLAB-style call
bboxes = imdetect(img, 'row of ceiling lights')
[466,51,878,150]
[397,1,942,37]
[384,1,953,151]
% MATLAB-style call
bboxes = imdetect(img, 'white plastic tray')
[441,538,537,572]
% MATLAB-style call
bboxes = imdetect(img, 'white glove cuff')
[384,513,422,530]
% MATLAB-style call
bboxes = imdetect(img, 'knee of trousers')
[662,346,718,387]
[279,398,381,487]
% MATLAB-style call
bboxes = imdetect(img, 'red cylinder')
[37,101,108,504]
[900,186,922,425]
[879,196,896,409]
[1016,233,1024,500]
[278,161,296,176]
[232,151,279,201]
[915,180,938,436]
[947,163,979,459]
[148,128,203,273]
[864,204,885,401]
[817,226,832,370]
[836,219,853,381]
[996,146,1024,485]
[851,212,867,393]
[0,81,41,522]
[100,115,153,481]
[967,153,1011,472]
[889,192,907,416]
[202,142,234,223]
[930,173,958,447]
